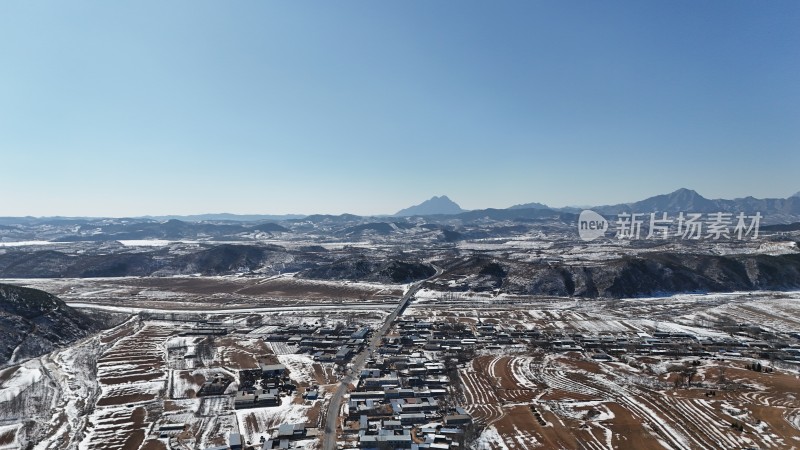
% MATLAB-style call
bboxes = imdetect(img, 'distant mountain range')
[144,213,306,222]
[390,189,800,223]
[1,189,799,225]
[394,195,465,216]
[508,201,550,210]
[589,188,800,223]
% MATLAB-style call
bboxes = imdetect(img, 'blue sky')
[1,1,798,216]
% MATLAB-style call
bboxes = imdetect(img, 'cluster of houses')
[258,423,320,449]
[262,323,371,364]
[394,314,800,365]
[341,318,480,449]
[198,374,234,396]
[160,311,800,450]
[206,424,320,450]
[340,315,800,448]
[234,363,293,409]
[528,328,800,364]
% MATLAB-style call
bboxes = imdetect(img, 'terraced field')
[81,323,175,450]
[463,354,800,450]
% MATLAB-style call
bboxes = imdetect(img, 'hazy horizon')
[0,187,798,219]
[1,1,798,217]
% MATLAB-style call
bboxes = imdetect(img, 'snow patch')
[0,363,42,403]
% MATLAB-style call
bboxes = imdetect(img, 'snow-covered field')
[0,241,56,247]
[277,354,317,386]
[463,352,799,450]
[400,290,800,450]
[1,275,798,449]
[0,364,42,403]
[235,396,316,447]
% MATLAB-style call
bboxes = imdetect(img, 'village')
[135,293,800,450]
[2,287,800,450]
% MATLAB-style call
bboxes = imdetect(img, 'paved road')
[321,266,442,450]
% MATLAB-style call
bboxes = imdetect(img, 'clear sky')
[1,1,798,216]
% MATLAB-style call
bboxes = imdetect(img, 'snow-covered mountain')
[0,284,97,366]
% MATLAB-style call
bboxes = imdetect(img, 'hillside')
[0,244,296,278]
[427,253,800,298]
[302,257,436,283]
[0,283,98,365]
